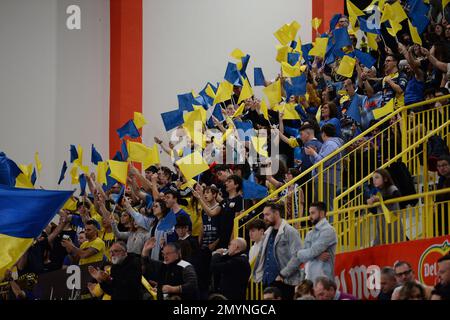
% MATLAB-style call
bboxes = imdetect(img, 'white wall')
[0,0,110,190]
[142,0,312,164]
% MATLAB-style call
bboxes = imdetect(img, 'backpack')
[427,135,450,172]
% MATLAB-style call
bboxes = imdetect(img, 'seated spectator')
[314,276,357,300]
[88,241,142,300]
[391,261,433,300]
[263,286,283,300]
[294,279,315,300]
[398,281,427,300]
[377,267,398,300]
[211,238,251,300]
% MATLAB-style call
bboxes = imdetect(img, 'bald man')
[211,237,251,300]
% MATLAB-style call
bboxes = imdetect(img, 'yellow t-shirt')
[79,237,105,265]
[180,198,202,237]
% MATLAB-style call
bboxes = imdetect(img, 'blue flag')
[284,73,307,100]
[329,13,342,31]
[0,152,22,187]
[161,109,184,131]
[31,168,37,186]
[112,151,123,162]
[91,144,103,165]
[79,174,87,196]
[199,82,217,106]
[116,120,140,139]
[233,120,255,142]
[347,95,362,124]
[240,54,251,78]
[177,93,195,112]
[288,52,301,66]
[58,161,68,185]
[407,0,429,34]
[254,67,266,86]
[358,17,381,35]
[301,44,313,65]
[103,168,118,192]
[354,49,376,68]
[111,185,125,204]
[0,185,74,238]
[333,27,352,49]
[121,140,129,161]
[224,62,242,85]
[70,145,78,163]
[243,179,268,199]
[206,104,225,128]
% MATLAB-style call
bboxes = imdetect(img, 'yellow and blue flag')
[0,185,73,279]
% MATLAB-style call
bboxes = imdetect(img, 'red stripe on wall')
[312,0,344,35]
[109,0,142,158]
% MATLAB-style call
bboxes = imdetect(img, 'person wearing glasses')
[88,241,142,300]
[391,261,432,300]
[382,54,407,107]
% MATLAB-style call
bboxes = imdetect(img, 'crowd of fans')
[2,0,450,300]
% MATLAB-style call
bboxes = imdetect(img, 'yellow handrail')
[234,95,450,237]
[333,121,450,209]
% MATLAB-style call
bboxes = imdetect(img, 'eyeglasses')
[162,251,177,257]
[110,249,125,254]
[395,269,412,277]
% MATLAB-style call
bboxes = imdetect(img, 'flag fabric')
[254,67,266,86]
[107,160,128,185]
[79,173,87,196]
[161,109,184,131]
[113,151,124,161]
[239,54,251,77]
[176,151,209,180]
[281,61,302,78]
[117,119,140,139]
[91,144,103,165]
[0,153,21,187]
[62,196,78,211]
[263,79,282,107]
[373,98,395,119]
[233,103,246,118]
[358,17,381,34]
[284,73,307,100]
[231,48,246,60]
[234,120,255,142]
[70,145,78,163]
[347,95,363,124]
[276,44,290,63]
[31,168,37,186]
[354,49,376,68]
[97,161,108,185]
[127,141,159,168]
[133,112,148,129]
[238,78,253,103]
[309,37,329,58]
[224,62,242,86]
[177,92,195,112]
[346,0,365,29]
[111,185,125,204]
[282,103,301,120]
[333,27,352,49]
[311,17,322,31]
[183,108,206,147]
[366,33,379,50]
[206,104,225,128]
[70,165,79,185]
[58,161,68,185]
[408,0,430,34]
[336,55,356,78]
[243,178,269,199]
[251,136,269,158]
[0,185,73,279]
[213,81,234,105]
[260,100,269,120]
[287,52,301,66]
[408,20,422,45]
[34,152,42,174]
[121,140,129,161]
[301,44,313,64]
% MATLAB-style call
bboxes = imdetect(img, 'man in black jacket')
[142,241,199,300]
[211,237,251,300]
[88,241,142,300]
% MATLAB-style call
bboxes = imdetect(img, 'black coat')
[100,255,142,300]
[211,252,251,300]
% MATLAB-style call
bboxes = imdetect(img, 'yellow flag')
[34,152,42,174]
[63,197,78,211]
[260,99,269,120]
[107,160,128,185]
[287,21,301,41]
[18,164,33,179]
[97,161,108,185]
[444,0,450,10]
[128,141,152,163]
[377,192,394,224]
[373,98,395,119]
[176,151,209,180]
[408,20,422,45]
[276,45,291,63]
[180,178,197,190]
[336,55,356,78]
[183,109,205,148]
[281,61,302,77]
[367,33,378,51]
[311,18,322,31]
[390,1,408,23]
[74,144,83,167]
[80,165,90,175]
[316,106,322,123]
[238,78,254,104]
[380,3,393,23]
[251,136,269,158]
[214,128,234,147]
[213,81,234,105]
[145,144,160,168]
[193,105,207,124]
[205,84,216,99]
[274,24,292,45]
[282,103,301,120]
[233,103,246,118]
[133,112,147,129]
[347,0,365,29]
[309,37,328,58]
[387,19,402,37]
[262,79,282,107]
[15,173,34,189]
[231,48,246,60]
[70,165,79,185]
